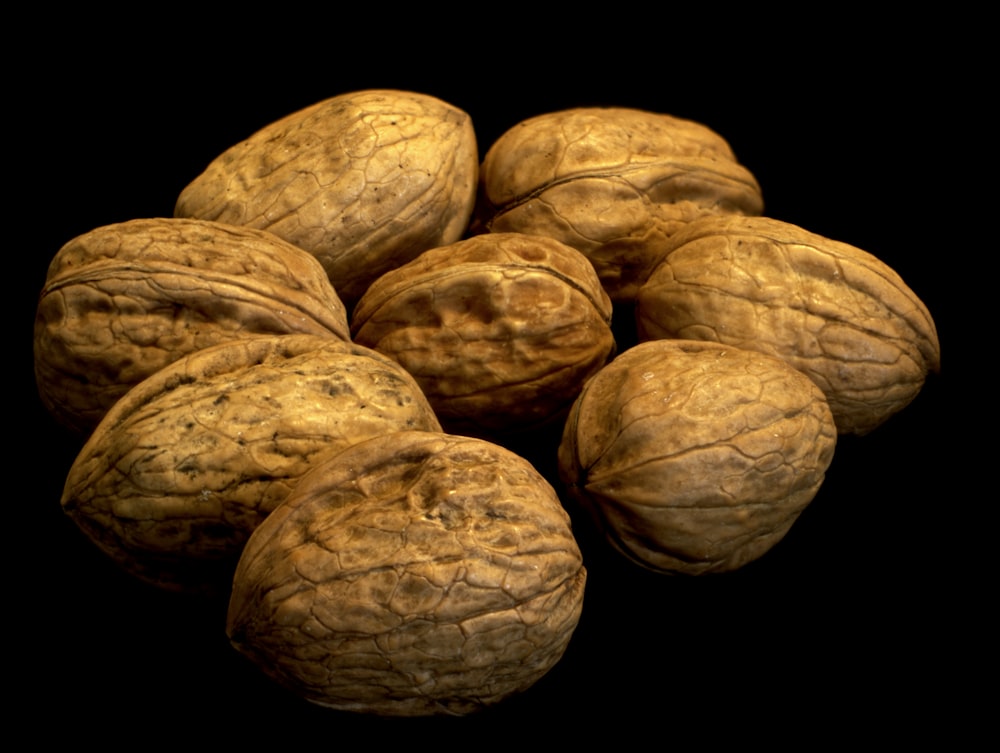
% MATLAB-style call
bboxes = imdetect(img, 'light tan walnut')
[635,215,941,434]
[60,334,442,593]
[226,430,587,716]
[558,339,837,575]
[351,233,615,441]
[476,107,763,302]
[34,217,350,436]
[175,89,479,312]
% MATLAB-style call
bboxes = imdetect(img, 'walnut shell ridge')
[635,215,941,435]
[226,430,587,716]
[60,334,442,592]
[477,107,764,302]
[558,339,837,575]
[34,217,350,435]
[174,89,479,312]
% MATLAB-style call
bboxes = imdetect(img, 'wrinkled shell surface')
[559,339,837,575]
[351,233,615,439]
[61,334,442,592]
[175,89,479,310]
[478,107,764,302]
[635,215,941,435]
[226,430,587,717]
[34,217,350,435]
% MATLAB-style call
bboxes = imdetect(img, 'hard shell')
[559,339,837,575]
[34,217,350,435]
[478,107,763,302]
[60,334,442,592]
[226,430,587,716]
[635,215,941,434]
[175,89,479,311]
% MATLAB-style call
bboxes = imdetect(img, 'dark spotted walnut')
[351,232,615,441]
[476,107,763,303]
[635,215,941,434]
[226,430,587,716]
[175,89,479,312]
[60,334,441,593]
[558,339,837,575]
[34,217,350,435]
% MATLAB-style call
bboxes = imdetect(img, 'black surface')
[17,25,971,745]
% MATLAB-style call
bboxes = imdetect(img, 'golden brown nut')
[226,430,587,717]
[60,334,442,593]
[174,89,479,311]
[635,215,941,434]
[476,107,763,302]
[34,217,350,435]
[351,232,615,440]
[558,339,837,575]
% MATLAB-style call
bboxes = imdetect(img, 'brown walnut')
[226,430,587,717]
[60,334,442,592]
[174,89,479,311]
[476,107,763,302]
[351,232,616,440]
[34,217,350,435]
[558,339,837,575]
[635,215,941,434]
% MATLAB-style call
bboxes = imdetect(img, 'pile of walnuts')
[34,89,940,717]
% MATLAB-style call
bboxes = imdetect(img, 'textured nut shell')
[174,89,479,310]
[60,334,442,592]
[34,217,350,435]
[478,107,763,302]
[635,215,941,435]
[558,340,837,575]
[351,233,615,438]
[226,430,586,717]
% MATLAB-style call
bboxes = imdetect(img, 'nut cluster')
[34,89,940,717]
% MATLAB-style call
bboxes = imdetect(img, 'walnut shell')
[174,89,479,311]
[60,334,442,592]
[351,232,615,440]
[34,217,350,435]
[635,215,941,435]
[226,430,587,717]
[558,339,837,575]
[477,107,764,302]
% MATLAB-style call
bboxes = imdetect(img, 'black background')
[16,17,973,746]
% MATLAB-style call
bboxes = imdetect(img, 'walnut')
[476,107,763,302]
[226,430,587,716]
[174,89,479,312]
[635,215,941,434]
[558,339,837,575]
[34,217,350,435]
[60,334,442,593]
[350,232,615,441]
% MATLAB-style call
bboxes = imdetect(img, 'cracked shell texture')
[351,232,615,440]
[477,107,763,302]
[174,89,479,312]
[226,430,586,717]
[635,215,941,435]
[558,339,837,575]
[60,334,442,593]
[34,217,350,436]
